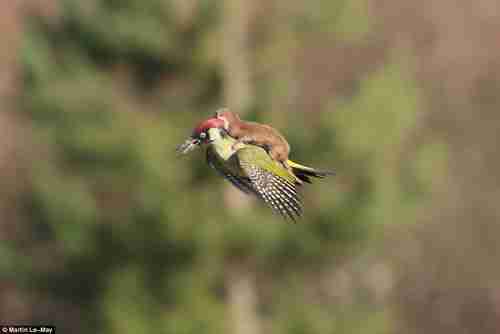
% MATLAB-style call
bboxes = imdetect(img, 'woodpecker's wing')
[206,146,256,196]
[236,147,303,221]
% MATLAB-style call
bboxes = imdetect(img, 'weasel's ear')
[215,107,229,118]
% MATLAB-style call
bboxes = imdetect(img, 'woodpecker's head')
[177,117,225,154]
[215,108,241,130]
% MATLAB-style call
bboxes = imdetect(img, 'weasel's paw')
[239,136,255,144]
[232,142,244,151]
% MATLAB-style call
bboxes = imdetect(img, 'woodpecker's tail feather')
[287,160,335,184]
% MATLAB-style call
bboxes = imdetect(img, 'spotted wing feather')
[240,161,303,221]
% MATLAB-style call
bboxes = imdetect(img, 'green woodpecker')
[177,117,334,221]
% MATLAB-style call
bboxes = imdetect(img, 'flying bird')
[177,117,334,221]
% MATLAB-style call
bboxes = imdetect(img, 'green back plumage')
[206,128,303,220]
[206,128,296,183]
[237,147,297,183]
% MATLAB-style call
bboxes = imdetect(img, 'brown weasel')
[215,108,291,167]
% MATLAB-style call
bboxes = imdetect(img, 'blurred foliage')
[8,0,440,333]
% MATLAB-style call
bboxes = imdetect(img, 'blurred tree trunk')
[0,0,22,101]
[226,264,262,334]
[171,0,197,28]
[222,0,255,113]
[221,1,261,334]
[0,0,39,323]
[0,0,27,241]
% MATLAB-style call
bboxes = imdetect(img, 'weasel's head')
[215,108,240,130]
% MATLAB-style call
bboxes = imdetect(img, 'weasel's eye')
[199,132,207,140]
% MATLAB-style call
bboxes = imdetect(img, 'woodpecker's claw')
[176,138,200,154]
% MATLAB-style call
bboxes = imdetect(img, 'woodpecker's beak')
[177,117,223,154]
[176,137,201,154]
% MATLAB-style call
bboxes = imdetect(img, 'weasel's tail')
[287,160,335,184]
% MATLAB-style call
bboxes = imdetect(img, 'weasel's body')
[216,109,291,166]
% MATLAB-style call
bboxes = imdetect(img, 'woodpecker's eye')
[199,132,207,140]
